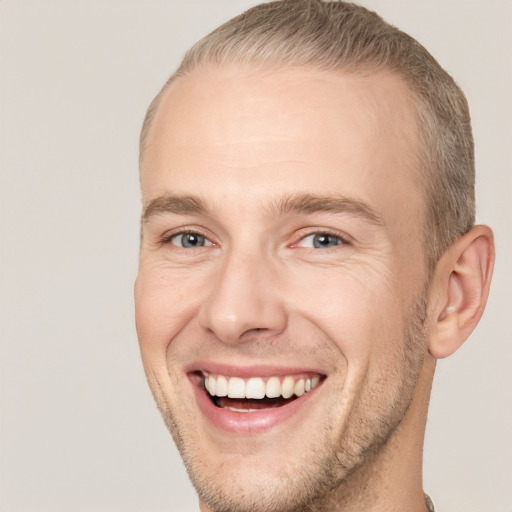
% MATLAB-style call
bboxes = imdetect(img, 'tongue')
[215,396,294,410]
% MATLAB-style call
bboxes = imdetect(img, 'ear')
[428,225,495,359]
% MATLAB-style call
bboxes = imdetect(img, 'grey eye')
[298,233,342,248]
[312,233,341,248]
[171,233,209,248]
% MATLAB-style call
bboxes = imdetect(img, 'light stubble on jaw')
[149,288,431,512]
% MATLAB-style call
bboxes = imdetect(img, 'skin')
[135,66,494,511]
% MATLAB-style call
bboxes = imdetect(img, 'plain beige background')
[1,1,511,511]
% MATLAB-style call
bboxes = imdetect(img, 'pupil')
[313,234,338,248]
[184,233,203,247]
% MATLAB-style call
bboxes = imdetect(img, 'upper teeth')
[204,374,320,399]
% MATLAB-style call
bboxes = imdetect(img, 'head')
[135,2,494,511]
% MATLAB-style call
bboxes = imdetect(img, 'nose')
[198,249,287,345]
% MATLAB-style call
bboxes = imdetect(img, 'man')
[134,1,494,511]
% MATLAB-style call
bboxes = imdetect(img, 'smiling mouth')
[202,372,322,412]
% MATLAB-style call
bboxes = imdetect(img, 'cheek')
[134,264,205,362]
[286,262,404,364]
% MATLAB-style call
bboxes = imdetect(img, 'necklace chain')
[425,493,435,512]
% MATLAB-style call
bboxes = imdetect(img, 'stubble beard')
[151,291,430,512]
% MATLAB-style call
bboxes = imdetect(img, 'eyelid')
[159,227,217,247]
[156,226,351,249]
[290,228,352,248]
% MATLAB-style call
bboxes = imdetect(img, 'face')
[135,66,431,512]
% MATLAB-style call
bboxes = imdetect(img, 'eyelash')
[291,229,351,250]
[160,229,213,247]
[159,228,351,250]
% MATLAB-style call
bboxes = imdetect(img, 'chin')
[187,446,347,512]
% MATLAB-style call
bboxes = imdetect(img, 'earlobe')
[428,225,495,359]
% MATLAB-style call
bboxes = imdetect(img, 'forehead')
[141,65,424,231]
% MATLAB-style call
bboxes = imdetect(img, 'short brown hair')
[140,0,475,270]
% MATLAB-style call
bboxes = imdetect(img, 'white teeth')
[281,376,295,399]
[203,373,321,400]
[227,377,245,398]
[216,375,228,397]
[208,375,216,396]
[294,379,305,397]
[246,377,266,399]
[265,376,281,398]
[225,407,260,413]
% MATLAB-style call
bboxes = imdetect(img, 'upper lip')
[185,361,325,379]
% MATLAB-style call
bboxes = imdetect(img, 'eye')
[297,233,344,249]
[169,232,213,248]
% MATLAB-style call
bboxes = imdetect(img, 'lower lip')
[191,377,320,434]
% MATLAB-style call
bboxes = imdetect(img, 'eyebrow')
[142,192,383,226]
[268,193,383,225]
[142,194,207,222]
